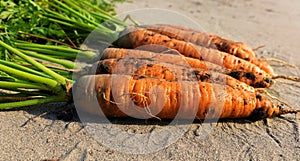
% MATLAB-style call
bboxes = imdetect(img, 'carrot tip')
[256,88,294,109]
[280,108,300,115]
[262,58,298,68]
[272,75,300,82]
[253,45,266,52]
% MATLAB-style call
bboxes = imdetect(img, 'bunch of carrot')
[0,1,299,121]
[74,24,300,120]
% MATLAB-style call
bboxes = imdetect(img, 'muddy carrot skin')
[114,27,274,76]
[74,74,291,120]
[141,24,256,57]
[141,24,274,75]
[99,48,273,88]
[86,58,255,92]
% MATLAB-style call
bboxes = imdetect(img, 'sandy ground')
[1,0,300,160]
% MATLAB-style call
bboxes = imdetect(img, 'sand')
[1,0,300,160]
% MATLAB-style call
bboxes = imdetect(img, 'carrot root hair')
[256,88,294,109]
[272,75,300,82]
[103,91,161,120]
[279,108,300,115]
[274,79,295,85]
[253,45,266,52]
[261,58,298,68]
[129,92,161,120]
[103,92,124,105]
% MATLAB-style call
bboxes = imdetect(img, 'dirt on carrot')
[114,27,274,76]
[85,58,255,93]
[74,74,299,120]
[141,24,274,75]
[99,48,274,88]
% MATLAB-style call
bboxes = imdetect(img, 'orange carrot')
[101,47,214,71]
[141,24,274,75]
[100,48,274,88]
[114,27,274,76]
[142,24,256,58]
[74,74,299,120]
[87,58,255,92]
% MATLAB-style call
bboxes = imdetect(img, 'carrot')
[86,58,255,92]
[100,48,274,88]
[114,27,274,76]
[100,48,215,71]
[141,24,274,75]
[142,24,256,58]
[74,74,299,120]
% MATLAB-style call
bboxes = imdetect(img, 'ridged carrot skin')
[87,58,255,92]
[100,48,273,88]
[141,24,274,76]
[74,74,282,120]
[114,28,274,76]
[141,24,256,57]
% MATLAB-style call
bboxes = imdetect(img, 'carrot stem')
[20,50,79,69]
[16,47,77,60]
[0,60,49,78]
[52,0,99,27]
[15,42,95,57]
[46,16,95,32]
[0,81,49,91]
[0,64,61,92]
[0,96,65,110]
[0,40,67,86]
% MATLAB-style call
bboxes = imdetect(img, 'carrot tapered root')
[261,58,298,68]
[256,88,294,109]
[272,75,300,82]
[253,45,266,52]
[279,108,300,115]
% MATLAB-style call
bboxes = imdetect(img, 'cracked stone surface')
[1,0,300,160]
